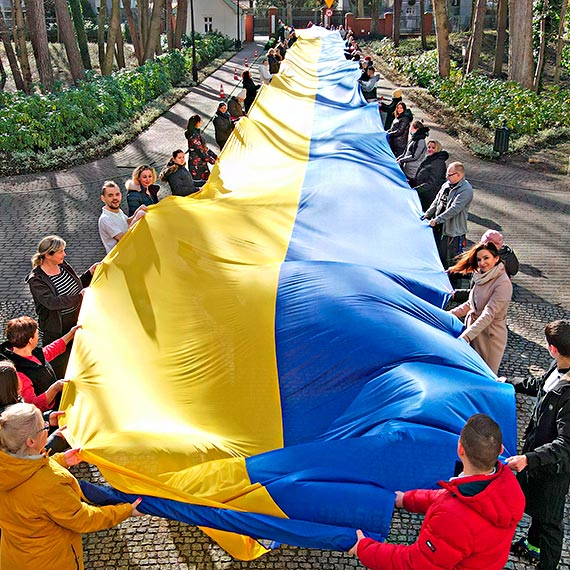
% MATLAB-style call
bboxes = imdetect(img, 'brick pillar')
[245,13,254,42]
[268,6,278,38]
[422,12,433,35]
[384,12,393,38]
[345,12,355,33]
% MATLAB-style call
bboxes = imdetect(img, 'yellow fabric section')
[61,31,323,560]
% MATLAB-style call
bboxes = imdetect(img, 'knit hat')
[392,89,402,98]
[481,230,503,249]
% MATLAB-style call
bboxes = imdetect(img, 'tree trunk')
[0,8,26,91]
[68,0,92,70]
[532,0,549,92]
[419,0,427,51]
[370,0,379,36]
[165,0,173,51]
[115,23,126,69]
[98,3,107,70]
[358,0,364,18]
[102,0,121,75]
[11,0,31,90]
[554,0,569,84]
[508,0,534,89]
[26,0,54,90]
[173,0,188,49]
[466,0,486,73]
[143,0,164,61]
[53,0,85,84]
[393,0,402,47]
[432,0,450,77]
[137,0,150,50]
[122,0,143,64]
[492,0,508,77]
[0,52,6,90]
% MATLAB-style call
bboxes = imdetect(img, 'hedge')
[0,32,233,157]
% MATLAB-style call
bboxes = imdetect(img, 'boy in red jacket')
[349,414,525,570]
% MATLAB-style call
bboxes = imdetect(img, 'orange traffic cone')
[234,67,238,80]
[219,83,225,99]
[244,57,249,68]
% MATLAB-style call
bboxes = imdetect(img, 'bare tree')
[11,0,32,90]
[393,0,402,47]
[492,0,508,77]
[554,0,569,84]
[174,0,188,49]
[465,0,486,73]
[122,0,143,63]
[26,0,54,90]
[137,0,149,48]
[419,0,428,51]
[508,0,534,89]
[0,52,6,90]
[53,0,85,84]
[165,0,174,51]
[115,24,126,69]
[370,0,379,37]
[0,8,26,91]
[533,0,550,92]
[358,0,364,17]
[432,0,450,77]
[68,0,92,70]
[102,0,121,75]
[143,0,165,61]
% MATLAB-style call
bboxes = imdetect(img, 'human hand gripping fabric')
[505,455,528,472]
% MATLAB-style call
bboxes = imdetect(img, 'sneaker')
[511,537,540,564]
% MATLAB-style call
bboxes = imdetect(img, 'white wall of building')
[187,0,245,43]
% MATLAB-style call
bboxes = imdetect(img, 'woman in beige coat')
[448,242,512,374]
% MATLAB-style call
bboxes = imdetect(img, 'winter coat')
[268,54,281,74]
[228,96,245,121]
[0,450,132,569]
[356,462,524,570]
[379,96,402,130]
[397,126,430,179]
[450,262,512,374]
[360,74,380,101]
[159,161,198,197]
[125,179,159,217]
[410,150,449,211]
[185,129,217,181]
[424,176,473,238]
[213,109,235,150]
[387,108,413,158]
[26,261,92,343]
[242,75,260,113]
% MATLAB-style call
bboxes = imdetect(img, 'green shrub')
[0,33,233,157]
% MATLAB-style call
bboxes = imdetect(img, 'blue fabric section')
[79,481,383,552]
[258,27,518,550]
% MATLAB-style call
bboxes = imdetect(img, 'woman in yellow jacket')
[0,402,143,569]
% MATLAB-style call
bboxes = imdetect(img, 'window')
[204,17,213,33]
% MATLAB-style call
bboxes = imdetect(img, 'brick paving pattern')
[0,36,569,569]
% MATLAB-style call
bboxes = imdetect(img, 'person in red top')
[349,414,525,570]
[0,316,79,411]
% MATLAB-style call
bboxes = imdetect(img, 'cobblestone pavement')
[1,37,569,569]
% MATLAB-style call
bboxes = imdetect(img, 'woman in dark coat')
[26,235,97,378]
[125,165,160,216]
[159,149,199,197]
[242,70,260,114]
[387,102,413,158]
[409,139,449,211]
[213,102,234,150]
[379,88,402,130]
[185,114,217,181]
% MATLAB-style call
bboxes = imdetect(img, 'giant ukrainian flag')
[62,27,517,560]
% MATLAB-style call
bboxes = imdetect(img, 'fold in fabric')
[62,26,517,560]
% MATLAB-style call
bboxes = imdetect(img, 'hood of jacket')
[423,150,449,164]
[159,161,178,181]
[438,462,524,529]
[398,108,413,121]
[125,179,140,192]
[0,448,49,493]
[411,126,430,140]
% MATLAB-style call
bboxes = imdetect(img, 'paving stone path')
[0,36,568,569]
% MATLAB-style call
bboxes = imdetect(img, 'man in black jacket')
[506,320,570,570]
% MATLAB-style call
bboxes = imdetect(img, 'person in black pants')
[506,320,570,570]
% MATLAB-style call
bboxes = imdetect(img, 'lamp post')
[190,0,198,82]
[236,0,241,50]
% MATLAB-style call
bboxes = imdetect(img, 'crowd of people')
[0,27,569,570]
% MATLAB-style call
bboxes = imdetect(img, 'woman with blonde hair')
[448,242,512,374]
[410,139,449,211]
[0,402,142,568]
[26,236,98,378]
[125,165,159,216]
